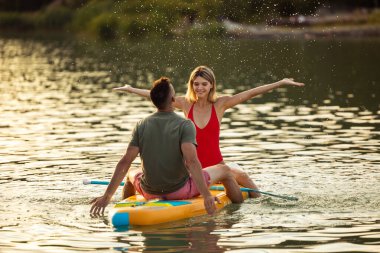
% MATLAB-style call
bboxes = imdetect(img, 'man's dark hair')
[150,77,172,109]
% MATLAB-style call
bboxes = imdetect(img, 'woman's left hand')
[279,78,305,87]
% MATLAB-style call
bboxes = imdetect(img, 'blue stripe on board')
[154,200,191,206]
[112,212,130,227]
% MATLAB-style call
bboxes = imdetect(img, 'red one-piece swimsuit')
[188,103,223,168]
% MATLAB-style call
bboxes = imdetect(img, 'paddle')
[209,185,298,201]
[83,179,298,201]
[83,179,122,186]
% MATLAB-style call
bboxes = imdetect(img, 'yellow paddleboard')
[110,185,248,227]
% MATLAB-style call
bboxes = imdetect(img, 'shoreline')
[222,20,380,39]
[1,23,379,41]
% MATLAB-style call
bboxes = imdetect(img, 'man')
[90,77,243,216]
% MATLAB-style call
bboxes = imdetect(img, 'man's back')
[129,111,197,194]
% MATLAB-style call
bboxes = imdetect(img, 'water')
[0,35,379,252]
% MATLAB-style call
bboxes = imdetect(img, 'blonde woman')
[115,66,304,197]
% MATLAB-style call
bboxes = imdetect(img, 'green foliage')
[0,5,74,32]
[187,21,226,38]
[37,6,73,29]
[0,12,35,30]
[116,0,179,37]
[63,0,89,9]
[0,0,378,39]
[120,15,173,39]
[368,9,380,24]
[204,1,253,22]
[120,18,148,38]
[0,0,54,12]
[89,13,119,40]
[70,0,113,32]
[275,0,321,16]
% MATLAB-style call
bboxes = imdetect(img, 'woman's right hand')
[113,85,131,92]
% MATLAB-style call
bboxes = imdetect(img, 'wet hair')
[150,77,172,109]
[185,65,217,103]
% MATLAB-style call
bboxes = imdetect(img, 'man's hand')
[90,195,111,215]
[279,78,305,87]
[204,195,221,215]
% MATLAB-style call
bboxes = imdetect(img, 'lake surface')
[0,35,379,252]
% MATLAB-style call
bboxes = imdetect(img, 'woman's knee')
[231,168,249,180]
[232,166,254,180]
[220,164,232,173]
[217,164,236,182]
[205,164,232,184]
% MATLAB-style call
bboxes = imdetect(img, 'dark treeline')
[1,0,378,14]
[0,0,379,40]
[0,0,85,11]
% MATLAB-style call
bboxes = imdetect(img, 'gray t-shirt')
[129,111,197,194]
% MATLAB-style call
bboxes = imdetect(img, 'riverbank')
[0,1,379,41]
[222,9,380,39]
[1,21,379,41]
[223,20,380,39]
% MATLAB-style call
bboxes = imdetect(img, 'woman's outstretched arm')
[113,85,150,98]
[113,85,188,111]
[219,78,304,110]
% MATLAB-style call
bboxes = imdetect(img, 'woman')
[115,66,304,197]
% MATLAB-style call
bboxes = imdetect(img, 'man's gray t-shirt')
[129,111,197,194]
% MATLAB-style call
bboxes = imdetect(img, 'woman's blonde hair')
[185,66,217,103]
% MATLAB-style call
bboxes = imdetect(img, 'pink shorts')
[133,171,211,200]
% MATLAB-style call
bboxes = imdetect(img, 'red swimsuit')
[188,103,223,168]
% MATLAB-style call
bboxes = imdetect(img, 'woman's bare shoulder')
[174,96,191,111]
[175,96,189,106]
[215,95,231,107]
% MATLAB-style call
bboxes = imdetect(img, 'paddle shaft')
[84,179,298,201]
[209,185,298,201]
[84,179,125,186]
